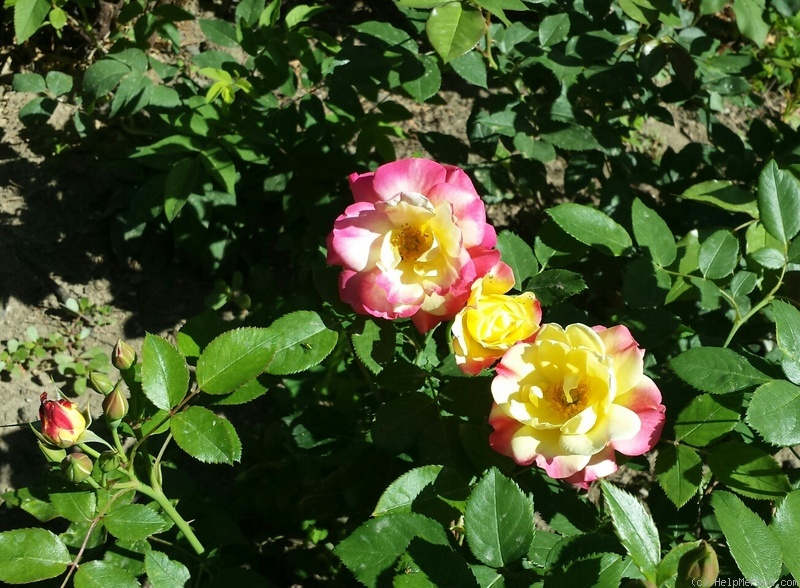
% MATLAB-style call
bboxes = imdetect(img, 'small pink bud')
[39,393,87,448]
[112,339,136,371]
[102,384,129,423]
[61,452,93,483]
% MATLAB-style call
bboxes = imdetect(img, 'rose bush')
[327,159,500,332]
[489,323,666,488]
[451,260,541,375]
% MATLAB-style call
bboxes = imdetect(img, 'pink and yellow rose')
[489,323,665,488]
[327,159,499,333]
[451,261,541,375]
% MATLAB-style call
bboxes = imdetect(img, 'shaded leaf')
[707,443,790,499]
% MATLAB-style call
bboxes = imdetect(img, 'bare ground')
[0,87,210,502]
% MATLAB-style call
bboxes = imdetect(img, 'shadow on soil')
[0,113,211,339]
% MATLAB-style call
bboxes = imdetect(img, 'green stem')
[77,443,102,459]
[110,428,127,463]
[136,483,205,555]
[724,263,787,348]
[484,13,497,70]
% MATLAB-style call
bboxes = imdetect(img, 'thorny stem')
[136,482,205,554]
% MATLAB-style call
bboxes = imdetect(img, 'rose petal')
[372,159,447,201]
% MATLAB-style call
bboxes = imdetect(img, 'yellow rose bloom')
[451,261,542,375]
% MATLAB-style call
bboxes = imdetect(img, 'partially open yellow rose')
[451,262,542,375]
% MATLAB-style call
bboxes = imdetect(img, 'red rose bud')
[39,393,87,448]
[102,384,129,423]
[677,541,719,588]
[89,371,115,395]
[61,452,93,483]
[112,339,136,371]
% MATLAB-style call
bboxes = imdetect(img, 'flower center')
[391,223,432,261]
[547,377,590,419]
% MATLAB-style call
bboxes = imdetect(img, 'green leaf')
[449,50,487,89]
[164,157,199,222]
[49,491,97,523]
[707,443,790,499]
[196,327,277,394]
[14,0,50,43]
[235,0,265,27]
[746,380,800,446]
[199,18,239,47]
[540,125,601,151]
[426,2,485,63]
[773,299,800,384]
[464,467,534,568]
[681,180,758,218]
[82,59,131,101]
[496,231,537,287]
[284,4,328,28]
[141,334,189,411]
[12,73,46,93]
[758,160,800,244]
[698,230,739,279]
[655,444,703,508]
[49,6,67,29]
[771,490,800,581]
[351,319,394,375]
[46,71,73,97]
[546,553,625,588]
[732,0,769,47]
[335,513,449,587]
[104,504,170,541]
[144,551,191,588]
[74,561,139,588]
[402,54,441,102]
[600,481,660,582]
[525,269,586,306]
[750,246,786,269]
[209,378,267,406]
[171,406,242,464]
[0,529,71,584]
[674,393,740,446]
[538,14,570,47]
[513,133,556,162]
[265,311,338,375]
[711,491,781,583]
[632,198,676,266]
[374,465,444,516]
[547,203,632,256]
[670,347,770,393]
